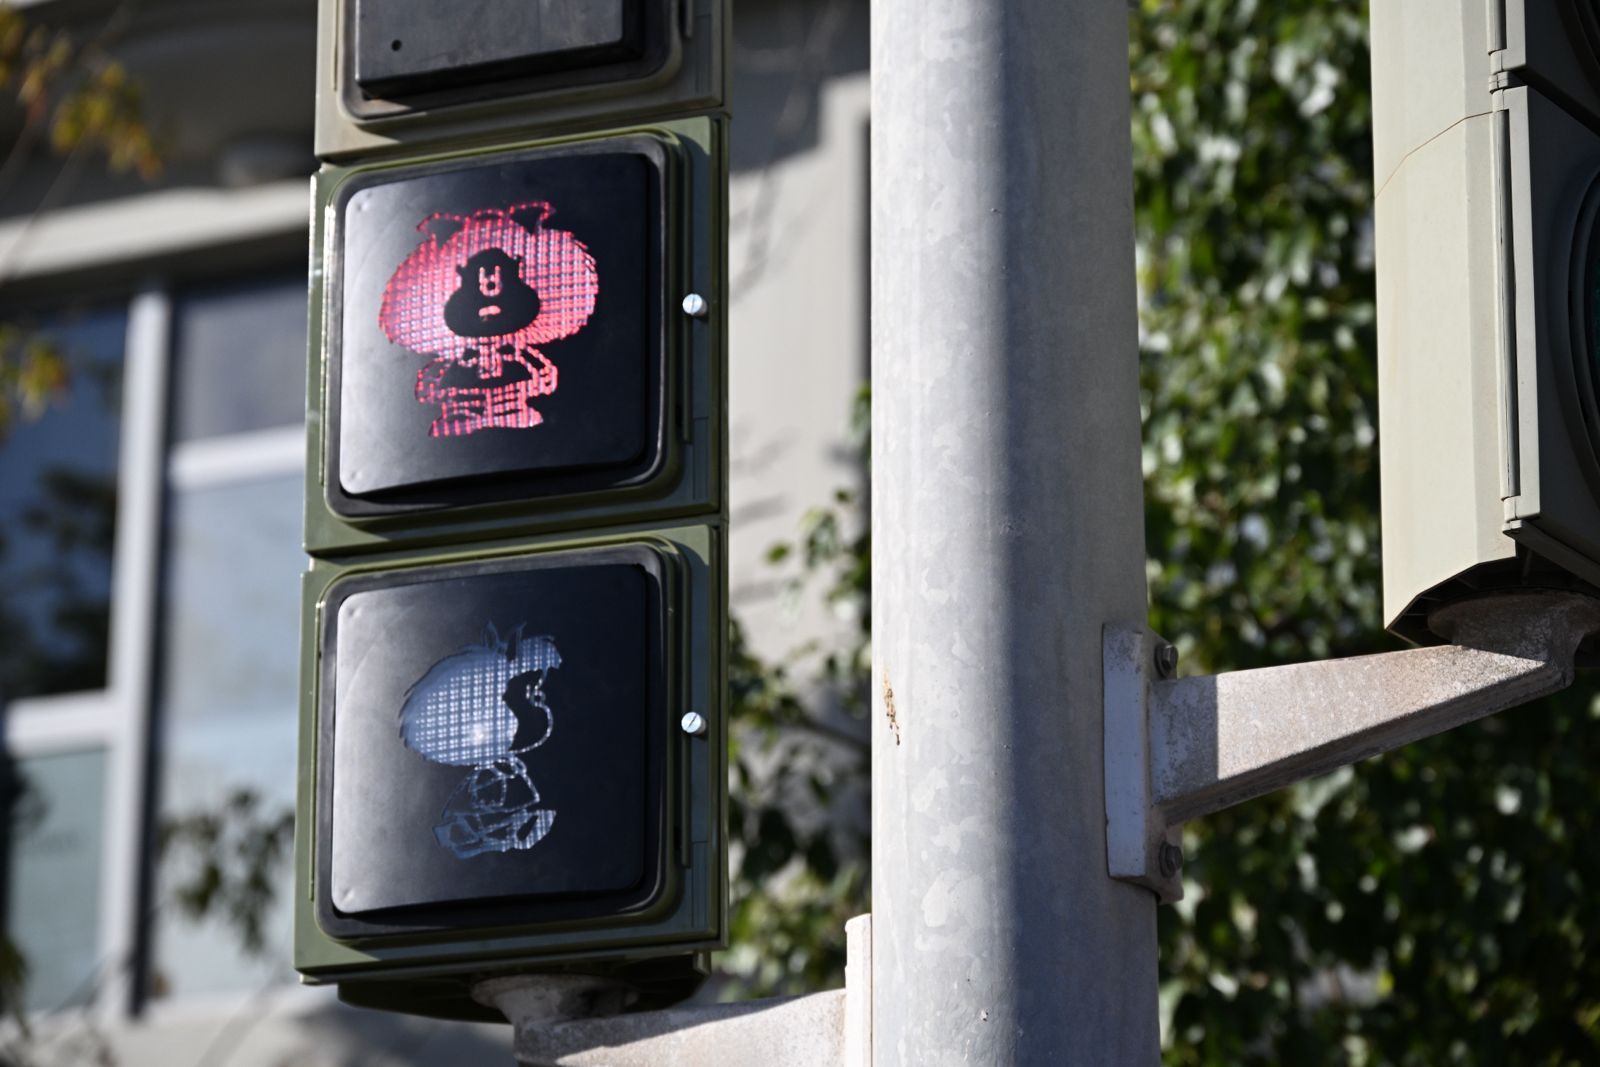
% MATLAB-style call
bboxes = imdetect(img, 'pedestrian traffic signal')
[326,138,665,514]
[295,0,728,1020]
[294,530,724,1020]
[303,119,722,554]
[319,547,671,927]
[1374,0,1600,645]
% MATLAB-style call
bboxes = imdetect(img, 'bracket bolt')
[680,711,708,736]
[681,292,709,318]
[1158,841,1183,878]
[1154,642,1179,679]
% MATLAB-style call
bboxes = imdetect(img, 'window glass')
[5,747,107,1011]
[170,274,307,443]
[0,308,126,699]
[148,473,303,1000]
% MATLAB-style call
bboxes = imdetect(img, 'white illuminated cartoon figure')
[398,623,560,859]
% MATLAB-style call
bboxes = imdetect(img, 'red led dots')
[378,201,600,437]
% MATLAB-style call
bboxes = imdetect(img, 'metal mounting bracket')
[1105,591,1600,903]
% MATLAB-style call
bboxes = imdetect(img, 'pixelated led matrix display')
[400,625,562,858]
[380,203,599,438]
[333,144,663,503]
[324,551,662,919]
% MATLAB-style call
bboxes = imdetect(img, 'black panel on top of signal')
[326,137,670,517]
[353,0,656,98]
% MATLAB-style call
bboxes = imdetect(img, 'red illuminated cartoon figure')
[378,201,599,438]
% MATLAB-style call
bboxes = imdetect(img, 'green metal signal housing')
[302,116,725,559]
[299,0,727,1019]
[296,107,726,1019]
[292,522,726,1021]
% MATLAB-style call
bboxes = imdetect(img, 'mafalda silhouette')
[378,201,599,438]
[398,623,560,859]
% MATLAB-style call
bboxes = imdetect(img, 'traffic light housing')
[304,118,723,554]
[293,527,724,1020]
[1374,0,1600,645]
[295,0,728,1021]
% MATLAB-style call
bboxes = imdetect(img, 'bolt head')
[681,292,709,318]
[680,711,707,736]
[1158,841,1184,878]
[1154,642,1179,679]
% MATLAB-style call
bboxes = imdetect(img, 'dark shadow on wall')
[729,0,869,175]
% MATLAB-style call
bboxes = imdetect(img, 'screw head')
[681,292,709,318]
[1153,642,1179,679]
[680,711,707,736]
[1158,841,1184,878]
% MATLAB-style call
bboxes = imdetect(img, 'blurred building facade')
[0,0,868,1062]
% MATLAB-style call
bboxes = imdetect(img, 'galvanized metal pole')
[870,1,1160,1063]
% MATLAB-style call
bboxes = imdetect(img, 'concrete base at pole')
[484,915,873,1067]
[510,991,845,1067]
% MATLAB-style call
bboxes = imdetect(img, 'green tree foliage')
[0,1,158,441]
[1135,1,1600,1062]
[722,390,871,998]
[0,5,158,180]
[157,790,296,965]
[1133,0,1380,673]
[0,325,65,440]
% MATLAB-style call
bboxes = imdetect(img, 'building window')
[0,308,127,699]
[148,272,307,1001]
[5,746,107,1012]
[2,250,309,1019]
[1,305,127,1014]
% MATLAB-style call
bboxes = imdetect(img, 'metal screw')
[1158,841,1183,878]
[681,292,709,318]
[680,711,707,736]
[1153,642,1179,679]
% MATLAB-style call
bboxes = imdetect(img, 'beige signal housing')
[1374,0,1600,646]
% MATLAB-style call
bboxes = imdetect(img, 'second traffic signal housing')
[1374,0,1600,647]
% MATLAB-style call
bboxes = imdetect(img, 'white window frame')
[1,179,310,1022]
